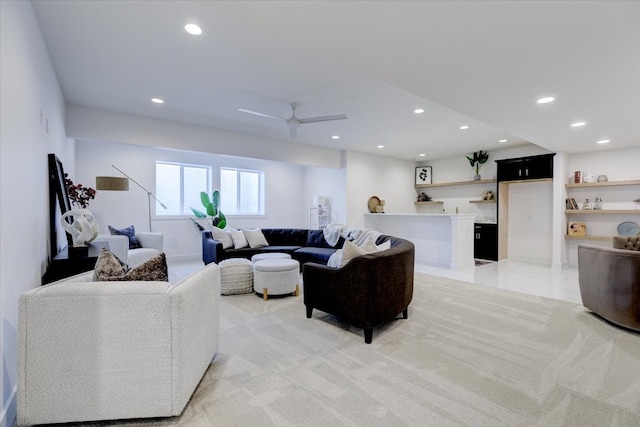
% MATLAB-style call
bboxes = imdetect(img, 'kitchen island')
[364,213,475,270]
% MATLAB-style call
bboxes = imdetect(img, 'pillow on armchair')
[108,225,142,249]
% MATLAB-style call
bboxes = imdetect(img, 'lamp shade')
[96,176,129,191]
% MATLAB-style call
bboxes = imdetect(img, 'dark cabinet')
[42,242,108,285]
[496,153,555,182]
[474,223,497,261]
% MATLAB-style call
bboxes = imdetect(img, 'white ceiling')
[32,0,640,161]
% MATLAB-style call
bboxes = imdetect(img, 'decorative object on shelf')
[617,222,640,237]
[583,171,596,183]
[573,171,581,184]
[481,190,494,200]
[634,198,640,209]
[60,209,99,246]
[191,190,227,229]
[415,166,432,185]
[465,150,489,181]
[582,198,592,210]
[594,197,603,210]
[65,175,96,208]
[97,165,168,231]
[568,222,587,236]
[597,175,608,182]
[417,192,432,202]
[368,196,383,213]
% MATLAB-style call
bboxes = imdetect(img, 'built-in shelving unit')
[469,200,496,204]
[564,179,640,241]
[414,201,443,205]
[415,179,496,189]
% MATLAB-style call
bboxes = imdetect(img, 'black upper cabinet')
[496,153,555,182]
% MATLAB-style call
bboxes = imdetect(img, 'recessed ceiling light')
[597,139,610,144]
[537,96,555,104]
[331,135,340,140]
[151,98,164,104]
[184,23,202,35]
[414,108,425,114]
[499,139,508,143]
[459,125,469,130]
[571,121,586,127]
[419,153,426,157]
[377,145,384,149]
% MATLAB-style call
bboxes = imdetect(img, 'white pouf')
[219,258,253,295]
[251,252,291,262]
[253,258,300,300]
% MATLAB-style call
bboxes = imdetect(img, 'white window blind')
[155,162,211,215]
[220,167,264,215]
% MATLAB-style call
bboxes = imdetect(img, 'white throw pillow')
[361,237,378,254]
[376,240,391,252]
[229,228,249,249]
[339,240,366,268]
[243,228,269,248]
[210,226,234,249]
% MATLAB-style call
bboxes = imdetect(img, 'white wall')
[303,166,347,226]
[76,140,309,261]
[0,2,70,425]
[344,151,417,227]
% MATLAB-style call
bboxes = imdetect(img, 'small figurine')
[417,192,432,202]
[481,190,494,200]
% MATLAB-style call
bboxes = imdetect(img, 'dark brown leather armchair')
[578,236,640,331]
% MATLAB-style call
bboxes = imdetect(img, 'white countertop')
[364,212,476,218]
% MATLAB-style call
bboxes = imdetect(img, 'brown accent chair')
[578,236,640,332]
[303,235,414,344]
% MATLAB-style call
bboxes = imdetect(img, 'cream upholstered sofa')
[17,263,220,425]
[94,231,163,267]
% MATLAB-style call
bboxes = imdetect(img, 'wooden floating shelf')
[565,180,640,188]
[565,209,640,214]
[564,235,613,241]
[415,179,496,189]
[414,201,443,205]
[469,200,496,204]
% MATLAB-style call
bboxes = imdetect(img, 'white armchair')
[94,232,163,267]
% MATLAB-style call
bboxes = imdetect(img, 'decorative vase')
[474,174,481,181]
[60,209,99,246]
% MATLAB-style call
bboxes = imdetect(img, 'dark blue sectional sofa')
[202,228,345,267]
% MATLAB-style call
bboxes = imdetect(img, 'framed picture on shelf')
[415,166,432,185]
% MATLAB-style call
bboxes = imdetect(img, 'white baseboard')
[1,386,16,427]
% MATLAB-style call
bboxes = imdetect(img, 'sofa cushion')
[108,225,142,249]
[94,249,168,282]
[210,226,234,249]
[306,229,332,248]
[294,247,337,265]
[243,228,269,248]
[229,228,249,249]
[262,229,308,247]
[613,236,640,251]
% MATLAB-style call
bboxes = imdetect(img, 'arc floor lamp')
[96,165,167,231]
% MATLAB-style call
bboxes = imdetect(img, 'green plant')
[191,190,227,229]
[465,150,489,175]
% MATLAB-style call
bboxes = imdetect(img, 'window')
[155,162,211,215]
[220,167,264,215]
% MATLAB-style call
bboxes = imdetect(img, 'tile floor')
[169,258,582,305]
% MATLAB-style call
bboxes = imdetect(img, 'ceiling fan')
[238,102,347,139]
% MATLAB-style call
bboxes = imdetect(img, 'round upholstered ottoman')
[219,258,253,295]
[251,252,291,262]
[253,258,300,300]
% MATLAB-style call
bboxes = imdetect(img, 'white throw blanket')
[341,227,382,247]
[323,223,346,247]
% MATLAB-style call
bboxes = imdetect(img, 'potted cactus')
[191,190,227,229]
[466,150,489,181]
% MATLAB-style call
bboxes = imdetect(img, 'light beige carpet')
[41,274,640,427]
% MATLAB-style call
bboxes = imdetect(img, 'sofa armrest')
[93,234,129,263]
[18,280,175,425]
[168,263,220,411]
[136,232,163,251]
[202,230,224,264]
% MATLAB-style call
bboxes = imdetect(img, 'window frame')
[220,166,265,216]
[155,161,212,217]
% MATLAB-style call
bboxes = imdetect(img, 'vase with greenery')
[465,150,489,181]
[191,190,227,230]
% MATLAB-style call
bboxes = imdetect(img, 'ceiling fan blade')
[298,114,347,124]
[289,127,297,139]
[238,108,283,121]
